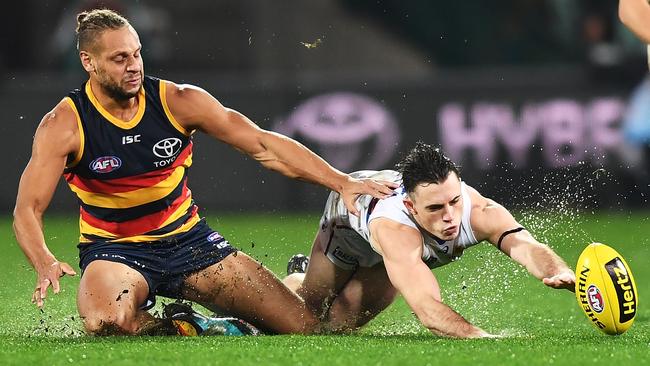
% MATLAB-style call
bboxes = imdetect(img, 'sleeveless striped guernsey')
[63,76,200,243]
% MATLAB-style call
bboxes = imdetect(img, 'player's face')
[404,172,463,241]
[89,26,144,101]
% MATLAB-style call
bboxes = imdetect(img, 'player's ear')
[80,51,95,73]
[403,197,416,216]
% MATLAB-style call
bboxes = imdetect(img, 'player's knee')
[282,273,305,292]
[82,310,139,335]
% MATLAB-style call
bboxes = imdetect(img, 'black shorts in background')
[78,219,237,310]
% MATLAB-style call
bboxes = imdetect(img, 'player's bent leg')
[292,237,356,320]
[77,260,162,335]
[326,263,397,332]
[181,251,320,335]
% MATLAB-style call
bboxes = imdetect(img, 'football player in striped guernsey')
[13,9,395,336]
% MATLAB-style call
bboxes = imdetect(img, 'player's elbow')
[253,151,294,177]
[245,128,272,160]
[12,205,32,234]
[13,200,44,223]
[252,132,302,177]
[12,210,20,236]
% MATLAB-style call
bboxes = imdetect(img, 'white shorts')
[316,192,383,270]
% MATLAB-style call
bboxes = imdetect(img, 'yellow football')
[575,243,638,335]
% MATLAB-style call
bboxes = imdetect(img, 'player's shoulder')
[32,97,80,154]
[371,214,418,232]
[371,194,417,228]
[465,184,495,227]
[161,79,208,100]
[39,97,79,132]
[369,215,422,256]
[160,79,218,120]
[466,183,514,240]
[463,183,489,211]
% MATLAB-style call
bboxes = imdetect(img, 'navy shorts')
[78,219,237,310]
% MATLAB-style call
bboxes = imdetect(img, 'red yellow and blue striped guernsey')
[63,76,200,243]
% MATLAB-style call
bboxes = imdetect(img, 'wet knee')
[82,311,139,335]
[283,273,305,292]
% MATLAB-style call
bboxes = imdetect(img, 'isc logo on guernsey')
[90,156,122,173]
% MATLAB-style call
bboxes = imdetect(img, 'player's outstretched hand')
[542,270,576,292]
[341,178,399,216]
[32,261,77,308]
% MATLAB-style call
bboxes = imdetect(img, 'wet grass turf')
[1,212,648,365]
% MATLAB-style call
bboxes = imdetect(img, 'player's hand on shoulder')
[542,270,576,292]
[340,177,398,216]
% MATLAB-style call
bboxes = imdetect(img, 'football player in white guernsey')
[284,142,576,338]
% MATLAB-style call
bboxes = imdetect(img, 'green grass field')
[1,211,648,366]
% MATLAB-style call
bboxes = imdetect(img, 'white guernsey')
[284,142,576,338]
[322,170,479,270]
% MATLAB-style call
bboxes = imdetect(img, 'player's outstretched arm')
[370,218,495,338]
[13,100,79,308]
[467,187,575,292]
[619,0,650,44]
[163,82,396,215]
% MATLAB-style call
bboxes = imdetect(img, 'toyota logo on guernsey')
[153,138,182,158]
[90,156,122,174]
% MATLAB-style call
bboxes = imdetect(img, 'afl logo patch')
[587,284,605,313]
[153,138,182,158]
[207,232,223,243]
[90,156,122,174]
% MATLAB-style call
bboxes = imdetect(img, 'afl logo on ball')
[587,285,605,313]
[90,156,122,174]
[153,138,182,158]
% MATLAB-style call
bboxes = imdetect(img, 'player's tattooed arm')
[370,218,495,338]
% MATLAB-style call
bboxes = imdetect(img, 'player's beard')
[97,69,142,101]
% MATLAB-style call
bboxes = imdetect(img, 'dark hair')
[396,141,460,193]
[76,9,129,52]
